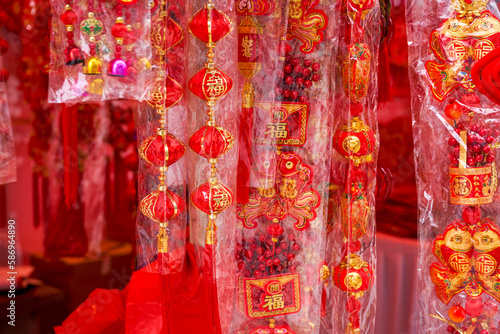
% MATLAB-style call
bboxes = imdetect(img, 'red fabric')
[62,105,79,207]
[55,244,206,334]
[378,46,392,104]
[202,244,221,334]
[237,107,253,204]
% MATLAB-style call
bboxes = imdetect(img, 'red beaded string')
[87,0,96,57]
[60,1,84,66]
[109,2,128,77]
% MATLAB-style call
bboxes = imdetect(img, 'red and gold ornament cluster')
[187,0,234,237]
[60,0,144,78]
[333,1,377,333]
[138,0,186,254]
[426,1,500,332]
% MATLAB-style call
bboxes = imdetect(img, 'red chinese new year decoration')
[188,8,233,43]
[139,133,186,167]
[189,125,235,160]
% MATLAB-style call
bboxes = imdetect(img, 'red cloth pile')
[54,244,206,334]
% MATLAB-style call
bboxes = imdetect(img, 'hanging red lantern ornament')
[333,2,377,332]
[191,181,234,215]
[137,1,187,331]
[333,254,375,334]
[108,0,140,77]
[333,117,376,164]
[189,125,235,160]
[108,15,128,77]
[139,189,186,223]
[333,254,375,294]
[188,1,234,332]
[188,67,233,101]
[148,76,183,110]
[188,7,233,43]
[139,133,186,167]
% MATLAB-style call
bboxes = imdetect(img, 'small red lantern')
[191,181,233,215]
[148,76,183,110]
[333,117,376,163]
[188,67,233,101]
[188,8,233,43]
[139,189,185,223]
[333,254,374,294]
[189,125,235,160]
[139,133,186,167]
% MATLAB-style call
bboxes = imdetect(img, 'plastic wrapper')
[0,54,16,184]
[135,0,189,273]
[407,0,500,332]
[48,0,152,103]
[43,103,118,258]
[135,1,190,333]
[329,1,380,333]
[182,0,380,333]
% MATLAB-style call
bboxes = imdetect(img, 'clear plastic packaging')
[183,0,380,333]
[48,0,152,103]
[329,1,381,333]
[407,0,500,332]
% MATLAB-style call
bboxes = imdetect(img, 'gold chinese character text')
[262,294,285,311]
[205,73,227,98]
[265,122,288,139]
[241,35,253,58]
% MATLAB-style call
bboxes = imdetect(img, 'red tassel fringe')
[236,107,253,205]
[62,105,79,207]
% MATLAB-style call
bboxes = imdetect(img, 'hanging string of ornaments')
[187,1,234,332]
[333,1,378,333]
[423,1,500,333]
[138,0,186,264]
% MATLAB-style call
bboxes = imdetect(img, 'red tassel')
[158,252,173,334]
[203,244,221,334]
[237,106,253,205]
[378,46,392,104]
[61,105,79,207]
[321,283,327,318]
[33,172,40,227]
[42,176,49,224]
